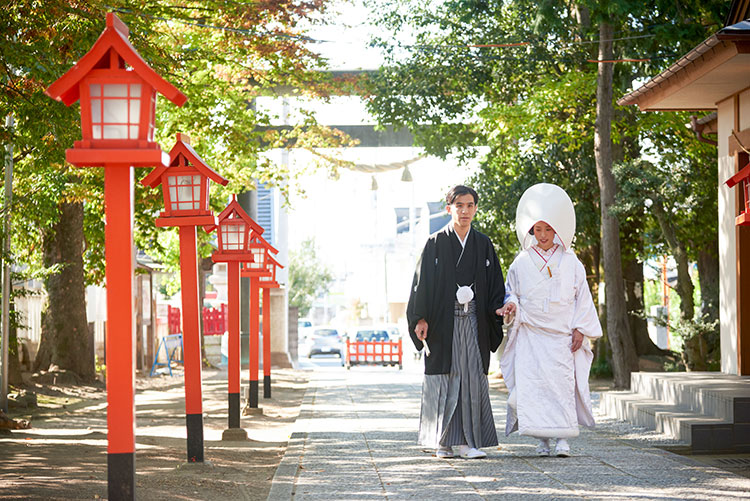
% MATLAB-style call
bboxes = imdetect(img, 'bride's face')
[533,222,556,250]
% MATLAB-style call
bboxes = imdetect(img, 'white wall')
[718,97,739,374]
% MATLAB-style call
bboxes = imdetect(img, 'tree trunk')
[651,200,694,321]
[579,243,611,372]
[623,255,665,356]
[33,200,93,380]
[8,301,23,385]
[199,255,213,366]
[620,215,665,356]
[697,238,719,322]
[594,20,639,388]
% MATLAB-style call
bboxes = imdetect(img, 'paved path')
[269,362,750,500]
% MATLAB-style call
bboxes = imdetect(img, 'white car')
[307,327,345,359]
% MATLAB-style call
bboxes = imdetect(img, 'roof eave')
[619,20,750,110]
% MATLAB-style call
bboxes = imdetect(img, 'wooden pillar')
[732,102,750,374]
[228,262,241,427]
[178,225,204,462]
[248,276,260,408]
[104,165,135,500]
[262,286,271,398]
[738,165,750,374]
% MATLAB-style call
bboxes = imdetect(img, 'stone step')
[603,391,711,439]
[631,371,750,422]
[601,375,750,453]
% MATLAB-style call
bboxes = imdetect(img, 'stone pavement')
[268,362,750,500]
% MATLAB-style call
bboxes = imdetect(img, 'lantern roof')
[140,133,228,188]
[248,232,279,255]
[205,196,264,235]
[45,12,187,108]
[267,254,283,269]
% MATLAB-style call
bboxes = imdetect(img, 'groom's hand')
[415,319,428,340]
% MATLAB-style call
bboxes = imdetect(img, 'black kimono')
[406,225,506,375]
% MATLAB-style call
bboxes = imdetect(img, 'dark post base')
[221,427,248,441]
[228,392,240,429]
[249,380,259,408]
[108,452,135,501]
[186,413,204,463]
[263,375,271,398]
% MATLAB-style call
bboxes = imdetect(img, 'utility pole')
[2,114,15,413]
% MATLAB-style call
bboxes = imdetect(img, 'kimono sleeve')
[486,242,506,314]
[406,238,436,351]
[572,258,603,339]
[503,256,521,307]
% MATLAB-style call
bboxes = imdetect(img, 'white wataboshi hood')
[515,183,576,250]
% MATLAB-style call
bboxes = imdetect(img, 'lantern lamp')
[141,133,228,226]
[45,13,186,166]
[207,195,264,260]
[259,255,283,288]
[44,11,188,499]
[242,233,278,278]
[205,196,264,438]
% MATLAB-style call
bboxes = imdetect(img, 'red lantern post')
[141,133,228,462]
[205,196,263,438]
[241,234,278,409]
[45,12,186,500]
[259,255,283,398]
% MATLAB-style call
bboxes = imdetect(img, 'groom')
[407,184,506,459]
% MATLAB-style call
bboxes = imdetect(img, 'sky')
[297,0,387,70]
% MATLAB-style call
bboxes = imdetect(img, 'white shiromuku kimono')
[500,245,602,439]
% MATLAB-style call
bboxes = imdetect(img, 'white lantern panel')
[89,83,142,140]
[103,84,128,97]
[169,175,202,211]
[91,99,101,122]
[220,222,246,251]
[129,100,140,120]
[250,248,264,268]
[103,98,128,123]
[102,125,128,139]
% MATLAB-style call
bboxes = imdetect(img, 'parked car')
[351,325,402,342]
[353,328,391,342]
[307,327,344,358]
[346,326,403,369]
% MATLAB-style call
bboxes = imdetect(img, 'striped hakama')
[418,300,498,449]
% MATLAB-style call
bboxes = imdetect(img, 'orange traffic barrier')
[345,338,403,370]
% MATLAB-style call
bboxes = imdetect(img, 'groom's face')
[446,193,477,230]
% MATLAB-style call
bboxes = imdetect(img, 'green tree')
[288,238,333,317]
[613,110,719,370]
[364,0,726,386]
[1,0,349,378]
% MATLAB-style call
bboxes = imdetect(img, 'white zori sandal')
[555,438,570,457]
[455,445,487,459]
[436,446,454,459]
[536,439,551,457]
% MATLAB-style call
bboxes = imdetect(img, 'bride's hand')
[497,302,516,316]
